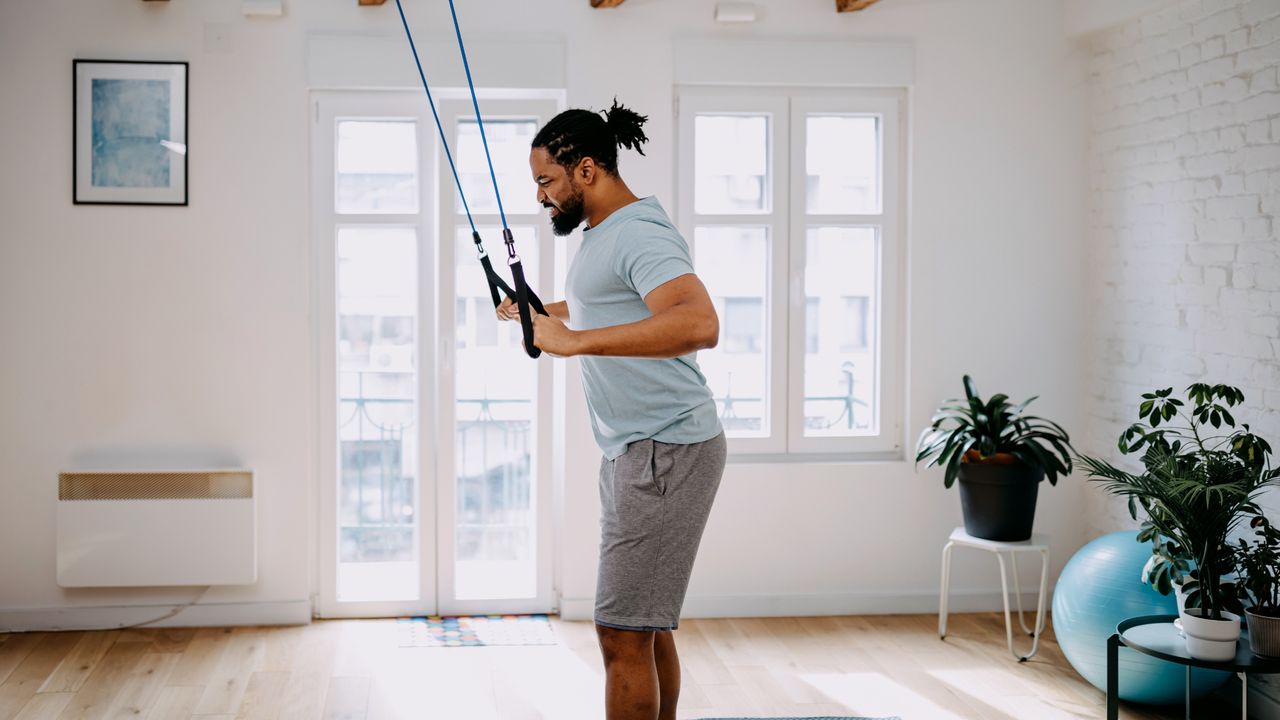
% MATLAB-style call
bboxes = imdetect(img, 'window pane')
[695,115,769,214]
[457,120,540,216]
[694,226,769,437]
[336,121,418,214]
[804,227,878,437]
[336,227,419,602]
[805,298,820,354]
[841,296,870,352]
[806,115,879,215]
[453,227,539,600]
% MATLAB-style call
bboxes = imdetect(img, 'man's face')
[530,147,585,237]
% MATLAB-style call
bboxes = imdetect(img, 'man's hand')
[531,313,580,357]
[496,297,521,322]
[498,297,571,323]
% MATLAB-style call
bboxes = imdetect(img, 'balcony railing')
[338,371,534,562]
[716,364,871,432]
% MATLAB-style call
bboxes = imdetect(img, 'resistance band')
[393,0,548,359]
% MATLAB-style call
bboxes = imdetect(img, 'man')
[496,100,726,720]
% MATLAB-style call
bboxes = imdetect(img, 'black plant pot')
[957,457,1045,541]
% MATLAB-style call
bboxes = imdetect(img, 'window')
[723,298,764,354]
[695,225,770,437]
[679,90,904,457]
[336,120,417,214]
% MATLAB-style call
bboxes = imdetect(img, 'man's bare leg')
[653,630,680,720]
[597,624,659,720]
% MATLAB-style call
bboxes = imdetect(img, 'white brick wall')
[1083,0,1280,708]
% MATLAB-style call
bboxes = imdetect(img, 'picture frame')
[73,60,188,206]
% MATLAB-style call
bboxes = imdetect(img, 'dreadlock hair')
[531,98,649,175]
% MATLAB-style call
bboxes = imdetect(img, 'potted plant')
[1234,514,1280,657]
[915,375,1074,541]
[1080,383,1279,661]
[1140,537,1193,612]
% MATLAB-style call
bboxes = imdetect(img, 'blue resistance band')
[393,0,547,359]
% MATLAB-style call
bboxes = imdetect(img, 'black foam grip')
[479,254,508,308]
[510,260,541,359]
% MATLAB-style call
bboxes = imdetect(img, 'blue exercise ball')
[1052,531,1230,704]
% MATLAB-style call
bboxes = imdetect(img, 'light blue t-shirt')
[565,196,722,460]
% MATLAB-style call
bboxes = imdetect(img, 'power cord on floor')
[113,585,212,630]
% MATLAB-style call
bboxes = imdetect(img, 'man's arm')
[544,301,570,321]
[532,274,719,359]
[497,297,569,322]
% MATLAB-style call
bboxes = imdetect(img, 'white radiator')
[56,469,257,587]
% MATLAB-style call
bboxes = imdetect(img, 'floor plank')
[0,633,83,720]
[0,614,1228,720]
[56,640,149,720]
[0,636,44,688]
[193,630,266,716]
[10,694,73,720]
[141,686,202,720]
[320,677,369,720]
[38,632,119,694]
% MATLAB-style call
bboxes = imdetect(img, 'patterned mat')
[398,614,557,647]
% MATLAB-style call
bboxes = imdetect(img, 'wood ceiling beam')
[836,0,882,12]
[591,0,626,7]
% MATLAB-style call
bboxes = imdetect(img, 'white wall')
[1078,0,1280,710]
[0,0,1089,629]
[1080,0,1280,537]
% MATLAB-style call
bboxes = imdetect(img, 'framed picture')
[73,60,188,206]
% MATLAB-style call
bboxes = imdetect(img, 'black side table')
[1107,614,1280,720]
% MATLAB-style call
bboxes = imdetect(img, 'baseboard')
[0,599,311,632]
[559,588,1053,622]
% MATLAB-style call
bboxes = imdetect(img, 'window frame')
[677,87,906,460]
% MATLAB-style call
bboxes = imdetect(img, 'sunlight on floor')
[336,619,603,720]
[489,645,603,718]
[801,671,968,720]
[930,667,1099,720]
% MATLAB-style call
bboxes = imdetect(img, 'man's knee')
[596,624,655,666]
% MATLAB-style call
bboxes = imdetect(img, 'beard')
[547,183,586,236]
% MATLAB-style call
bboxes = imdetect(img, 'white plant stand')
[938,526,1050,662]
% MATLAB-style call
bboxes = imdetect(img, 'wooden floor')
[0,613,1232,720]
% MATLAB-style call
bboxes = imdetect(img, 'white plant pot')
[1180,607,1241,661]
[1174,582,1188,614]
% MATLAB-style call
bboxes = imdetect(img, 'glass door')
[313,91,560,618]
[314,92,438,617]
[435,98,558,615]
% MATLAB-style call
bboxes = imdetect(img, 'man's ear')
[579,157,597,185]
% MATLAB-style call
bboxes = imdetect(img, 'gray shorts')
[594,432,727,632]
